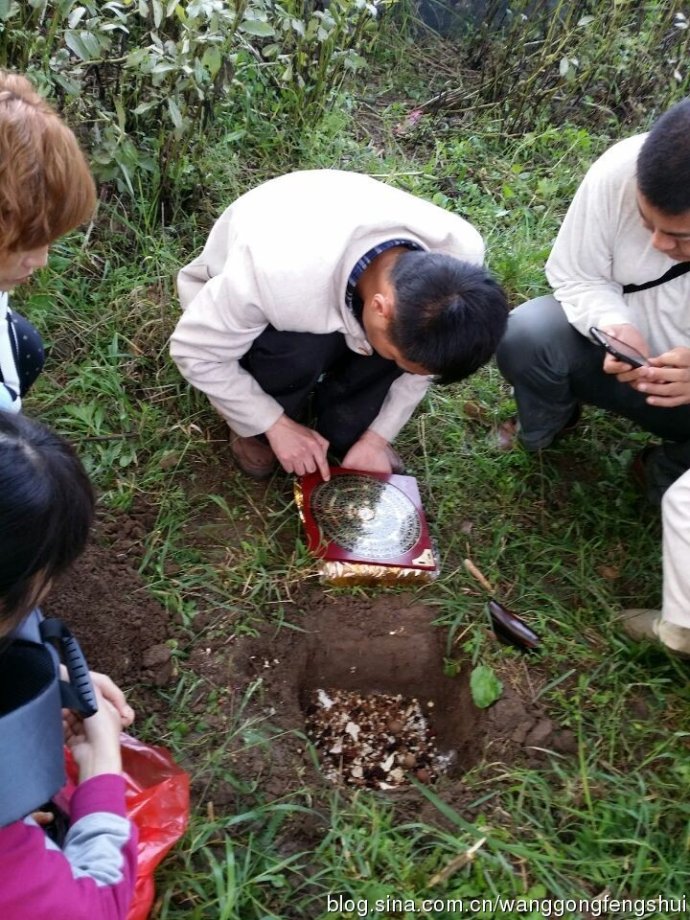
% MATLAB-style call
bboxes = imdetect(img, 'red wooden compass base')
[298,467,436,572]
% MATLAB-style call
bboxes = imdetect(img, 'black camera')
[0,611,97,826]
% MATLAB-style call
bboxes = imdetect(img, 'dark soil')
[210,593,577,825]
[42,493,578,838]
[44,502,173,696]
[37,468,576,846]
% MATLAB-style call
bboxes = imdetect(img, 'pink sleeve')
[0,774,137,920]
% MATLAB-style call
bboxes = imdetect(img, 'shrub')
[0,0,385,213]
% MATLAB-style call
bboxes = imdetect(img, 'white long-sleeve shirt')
[546,133,690,353]
[170,169,485,441]
[0,292,25,412]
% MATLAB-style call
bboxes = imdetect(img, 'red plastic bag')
[59,734,190,920]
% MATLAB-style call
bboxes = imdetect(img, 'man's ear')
[371,291,395,321]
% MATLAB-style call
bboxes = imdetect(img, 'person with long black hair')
[0,412,137,920]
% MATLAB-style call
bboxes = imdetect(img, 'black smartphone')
[589,327,648,368]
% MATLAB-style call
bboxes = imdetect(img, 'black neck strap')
[623,261,690,294]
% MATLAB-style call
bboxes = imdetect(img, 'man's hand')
[599,323,650,382]
[265,415,330,480]
[635,346,690,407]
[342,429,396,473]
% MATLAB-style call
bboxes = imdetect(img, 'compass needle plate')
[296,468,439,584]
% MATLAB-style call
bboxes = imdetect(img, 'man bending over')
[171,169,508,480]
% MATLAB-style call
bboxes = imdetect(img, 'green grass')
[15,14,690,920]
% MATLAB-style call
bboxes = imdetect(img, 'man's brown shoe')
[229,431,277,479]
[494,405,581,452]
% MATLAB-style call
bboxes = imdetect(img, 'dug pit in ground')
[226,592,578,810]
[36,502,578,835]
[297,602,483,785]
[304,688,453,789]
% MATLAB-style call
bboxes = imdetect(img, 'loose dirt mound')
[44,504,172,691]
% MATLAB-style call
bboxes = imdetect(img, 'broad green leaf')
[64,29,104,61]
[115,97,127,130]
[240,19,275,37]
[194,59,207,84]
[344,52,366,72]
[202,45,222,77]
[52,71,82,96]
[132,100,158,115]
[103,2,129,19]
[470,664,503,709]
[100,23,131,34]
[151,62,177,75]
[67,6,87,28]
[167,97,183,129]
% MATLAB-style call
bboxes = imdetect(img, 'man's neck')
[356,246,405,301]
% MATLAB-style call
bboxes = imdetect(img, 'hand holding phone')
[589,326,649,368]
[636,345,690,408]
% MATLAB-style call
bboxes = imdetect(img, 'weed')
[3,0,388,213]
[10,3,690,916]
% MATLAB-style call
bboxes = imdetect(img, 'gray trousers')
[495,296,690,497]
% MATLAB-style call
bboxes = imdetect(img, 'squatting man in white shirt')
[496,98,690,658]
[171,169,508,482]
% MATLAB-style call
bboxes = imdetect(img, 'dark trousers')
[496,295,690,498]
[240,326,403,455]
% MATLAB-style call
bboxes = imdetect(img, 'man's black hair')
[638,98,690,214]
[388,251,509,384]
[0,412,94,633]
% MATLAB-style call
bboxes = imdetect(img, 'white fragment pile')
[304,688,442,789]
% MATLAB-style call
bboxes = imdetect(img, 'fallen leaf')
[428,837,487,886]
[597,565,620,580]
[381,752,395,772]
[462,400,490,422]
[318,689,335,709]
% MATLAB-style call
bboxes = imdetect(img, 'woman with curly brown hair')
[0,71,96,410]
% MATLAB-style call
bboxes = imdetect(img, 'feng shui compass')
[310,474,422,559]
[296,468,437,577]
